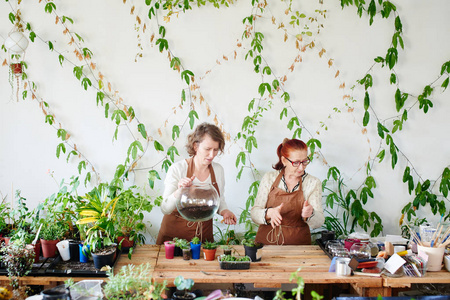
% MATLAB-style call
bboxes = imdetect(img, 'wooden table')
[153,245,384,297]
[1,244,449,297]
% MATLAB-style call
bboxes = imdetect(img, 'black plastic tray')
[0,256,55,276]
[218,255,251,270]
[45,252,120,277]
[316,238,333,259]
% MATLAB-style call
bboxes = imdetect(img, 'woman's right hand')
[178,175,196,188]
[266,203,283,228]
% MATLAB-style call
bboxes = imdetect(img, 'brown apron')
[156,157,220,245]
[255,170,311,245]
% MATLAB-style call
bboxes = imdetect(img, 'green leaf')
[115,164,125,179]
[96,92,105,106]
[154,140,164,152]
[181,70,194,85]
[442,77,449,91]
[281,92,290,102]
[377,149,385,162]
[62,16,74,24]
[66,150,77,163]
[287,117,299,130]
[245,136,258,152]
[161,159,171,172]
[386,48,398,69]
[395,16,402,32]
[8,13,15,24]
[262,66,271,75]
[181,89,186,104]
[29,32,36,42]
[56,143,66,158]
[170,57,181,70]
[172,125,180,140]
[45,2,57,13]
[58,54,65,66]
[81,77,92,90]
[236,151,246,168]
[73,66,83,80]
[188,110,198,129]
[377,122,389,139]
[292,128,302,139]
[390,73,396,84]
[78,161,86,174]
[248,99,255,112]
[363,110,370,126]
[280,108,288,120]
[159,26,166,38]
[45,115,54,125]
[137,123,147,139]
[48,41,54,51]
[167,146,179,162]
[364,92,370,110]
[84,172,91,186]
[145,0,152,5]
[148,170,161,189]
[272,79,279,90]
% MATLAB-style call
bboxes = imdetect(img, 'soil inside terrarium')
[178,205,218,221]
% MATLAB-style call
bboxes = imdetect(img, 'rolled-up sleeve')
[251,171,277,225]
[303,176,324,229]
[160,161,185,215]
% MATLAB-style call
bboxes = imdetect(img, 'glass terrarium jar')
[176,183,219,222]
[349,242,371,259]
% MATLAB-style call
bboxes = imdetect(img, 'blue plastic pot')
[79,244,90,263]
[190,242,201,259]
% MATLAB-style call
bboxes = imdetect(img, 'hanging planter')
[10,63,23,76]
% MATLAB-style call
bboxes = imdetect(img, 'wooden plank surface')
[154,245,382,289]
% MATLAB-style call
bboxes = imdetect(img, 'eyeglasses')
[284,156,311,167]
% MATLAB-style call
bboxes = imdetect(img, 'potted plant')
[40,220,67,258]
[242,237,263,262]
[76,185,119,269]
[202,241,218,261]
[220,245,233,256]
[190,236,201,260]
[175,239,190,261]
[0,239,35,299]
[10,228,41,263]
[115,186,154,258]
[164,240,175,259]
[173,275,195,300]
[173,238,186,257]
[102,263,167,299]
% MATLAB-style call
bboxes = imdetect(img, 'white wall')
[0,0,449,241]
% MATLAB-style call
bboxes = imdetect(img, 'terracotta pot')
[10,63,22,75]
[203,248,217,261]
[117,236,134,253]
[30,241,41,263]
[40,238,60,258]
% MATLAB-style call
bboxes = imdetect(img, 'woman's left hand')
[301,200,314,219]
[220,209,237,225]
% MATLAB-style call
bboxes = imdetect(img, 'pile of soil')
[179,205,218,220]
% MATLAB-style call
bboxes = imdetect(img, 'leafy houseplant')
[102,263,167,299]
[202,241,217,261]
[77,185,119,269]
[242,235,263,262]
[115,186,155,257]
[40,221,67,258]
[173,276,195,300]
[1,239,35,298]
[175,239,191,260]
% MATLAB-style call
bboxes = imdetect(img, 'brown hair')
[186,123,225,156]
[273,138,308,170]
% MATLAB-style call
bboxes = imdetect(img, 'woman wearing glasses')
[250,138,324,245]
